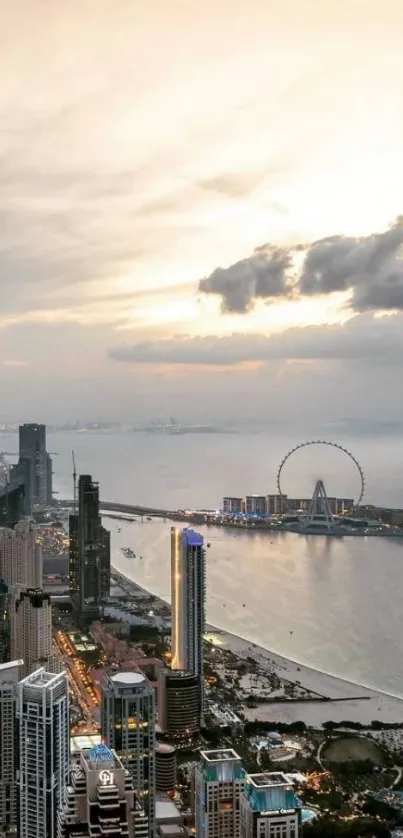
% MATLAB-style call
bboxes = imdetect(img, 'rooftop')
[182,528,204,548]
[155,796,182,823]
[0,659,23,674]
[111,671,145,686]
[248,772,290,788]
[201,749,241,763]
[200,750,244,783]
[245,773,300,813]
[87,743,115,767]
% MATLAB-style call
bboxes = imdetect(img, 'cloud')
[198,218,403,313]
[300,217,403,311]
[109,312,403,367]
[198,245,294,313]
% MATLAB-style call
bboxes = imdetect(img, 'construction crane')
[72,450,77,514]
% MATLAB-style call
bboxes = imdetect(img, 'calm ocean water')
[2,429,403,696]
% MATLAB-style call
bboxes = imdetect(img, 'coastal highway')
[56,498,201,523]
[57,499,174,517]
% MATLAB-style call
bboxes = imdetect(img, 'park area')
[323,736,385,765]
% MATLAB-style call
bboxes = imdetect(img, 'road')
[54,630,100,735]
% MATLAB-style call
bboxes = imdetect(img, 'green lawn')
[323,737,384,765]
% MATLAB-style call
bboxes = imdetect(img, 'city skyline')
[0,1,403,426]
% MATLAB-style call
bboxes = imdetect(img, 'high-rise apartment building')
[0,659,22,836]
[240,773,301,838]
[0,581,10,664]
[11,589,57,678]
[170,528,205,692]
[69,474,110,627]
[0,522,46,674]
[0,520,42,590]
[17,668,70,838]
[194,749,245,838]
[158,669,201,740]
[58,743,143,838]
[17,423,53,511]
[101,672,155,838]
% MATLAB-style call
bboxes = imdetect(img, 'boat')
[121,547,136,559]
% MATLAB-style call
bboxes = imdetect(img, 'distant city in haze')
[2,417,403,437]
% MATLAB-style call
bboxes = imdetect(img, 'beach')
[111,568,403,727]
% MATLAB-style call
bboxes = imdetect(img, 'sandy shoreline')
[111,567,403,725]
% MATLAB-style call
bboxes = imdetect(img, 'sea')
[2,428,403,697]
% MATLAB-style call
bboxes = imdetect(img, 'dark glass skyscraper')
[69,474,110,627]
[17,423,53,511]
[0,479,25,527]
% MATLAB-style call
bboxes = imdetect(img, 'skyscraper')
[0,659,22,836]
[101,672,155,838]
[240,773,301,838]
[0,520,42,590]
[194,749,245,838]
[58,743,142,838]
[0,522,45,673]
[0,581,10,664]
[170,528,205,687]
[17,668,70,838]
[18,423,53,511]
[69,474,110,627]
[158,668,201,741]
[11,589,57,678]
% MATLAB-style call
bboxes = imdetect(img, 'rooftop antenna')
[72,450,77,514]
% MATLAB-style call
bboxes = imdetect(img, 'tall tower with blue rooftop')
[170,527,206,708]
[240,772,301,838]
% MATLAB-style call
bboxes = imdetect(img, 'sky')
[1,0,403,429]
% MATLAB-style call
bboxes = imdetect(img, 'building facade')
[0,478,26,528]
[157,669,201,741]
[11,588,56,678]
[240,773,300,838]
[18,423,52,511]
[0,659,22,836]
[265,495,287,516]
[69,474,110,627]
[194,749,245,838]
[17,668,70,838]
[170,528,205,699]
[0,520,42,590]
[243,497,267,517]
[101,672,155,838]
[58,742,143,838]
[0,581,10,664]
[222,498,243,515]
[155,744,176,793]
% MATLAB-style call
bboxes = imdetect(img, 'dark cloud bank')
[111,218,403,369]
[199,217,403,313]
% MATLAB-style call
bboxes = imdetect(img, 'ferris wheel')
[276,440,365,508]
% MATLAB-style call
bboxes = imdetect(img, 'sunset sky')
[1,0,403,426]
